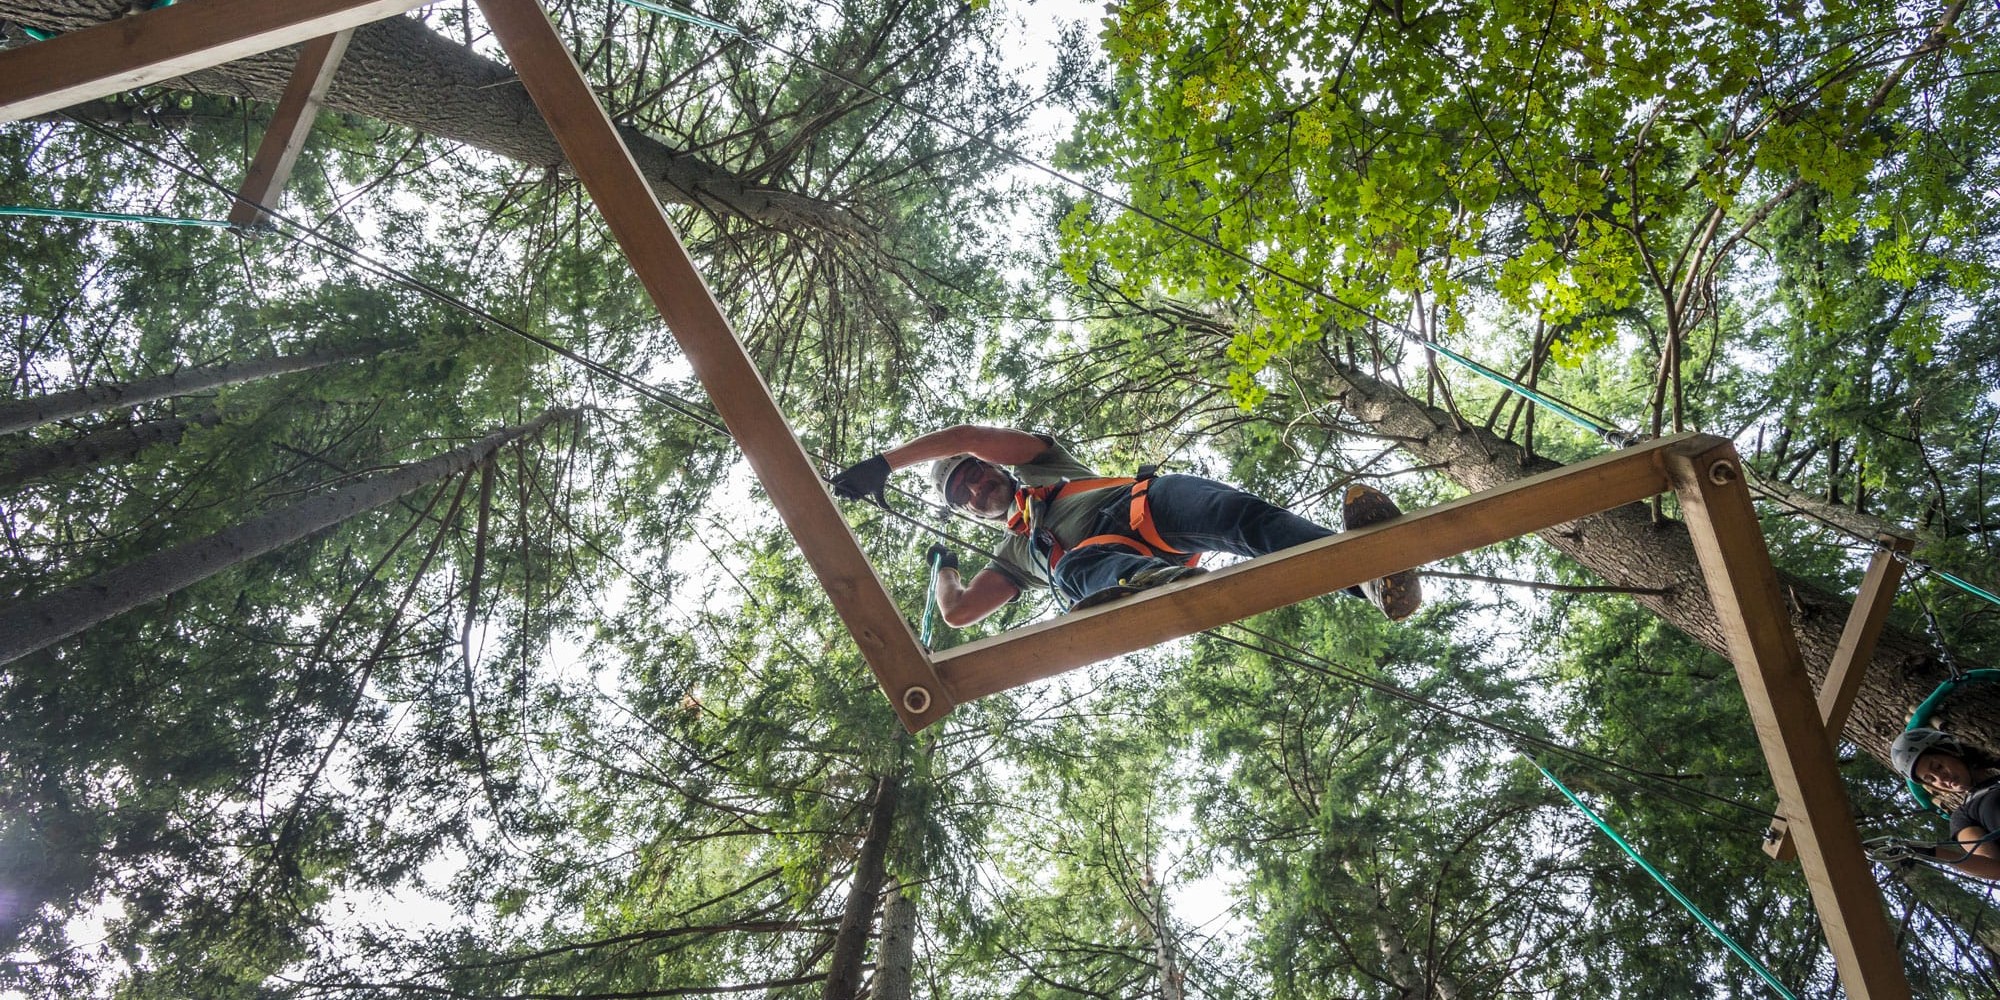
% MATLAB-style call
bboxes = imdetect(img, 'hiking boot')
[1068,564,1208,611]
[1342,484,1423,622]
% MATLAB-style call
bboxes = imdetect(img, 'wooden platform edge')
[930,432,1722,711]
[0,0,425,123]
[1668,444,1910,1000]
[473,0,946,732]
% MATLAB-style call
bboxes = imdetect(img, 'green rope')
[0,205,230,229]
[1422,339,1627,441]
[608,0,742,37]
[1529,755,1802,1000]
[919,551,942,648]
[1925,566,2000,609]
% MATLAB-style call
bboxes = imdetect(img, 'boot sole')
[1343,485,1424,621]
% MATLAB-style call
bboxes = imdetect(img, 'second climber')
[1889,727,2000,880]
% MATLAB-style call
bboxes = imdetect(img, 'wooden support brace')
[0,0,425,123]
[1764,533,1913,861]
[1667,443,1910,1000]
[932,433,1718,709]
[472,0,946,731]
[229,30,354,229]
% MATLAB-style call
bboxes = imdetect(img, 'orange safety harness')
[1003,468,1199,570]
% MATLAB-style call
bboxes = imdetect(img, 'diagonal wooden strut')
[1764,533,1912,861]
[229,30,355,229]
[472,0,946,731]
[0,0,425,123]
[1669,445,1909,1000]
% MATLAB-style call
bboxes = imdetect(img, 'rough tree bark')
[0,408,220,489]
[1324,361,1993,768]
[0,407,573,665]
[1,1,873,239]
[0,342,373,435]
[868,880,917,1000]
[823,775,898,1000]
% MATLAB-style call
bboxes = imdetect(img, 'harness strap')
[1010,470,1196,570]
[1126,477,1191,559]
[1006,476,1137,536]
[1070,533,1156,557]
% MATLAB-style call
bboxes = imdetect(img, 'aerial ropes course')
[3,3,1994,998]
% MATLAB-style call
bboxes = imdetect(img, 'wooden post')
[1764,534,1913,861]
[471,0,946,731]
[1666,440,1910,1000]
[931,433,1714,707]
[229,30,354,229]
[0,0,425,123]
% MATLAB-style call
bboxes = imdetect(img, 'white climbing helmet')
[929,454,981,507]
[1891,728,1968,780]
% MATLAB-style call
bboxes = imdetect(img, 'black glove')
[925,543,958,572]
[831,454,891,506]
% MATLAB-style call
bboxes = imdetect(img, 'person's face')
[947,461,1013,519]
[1914,750,1973,793]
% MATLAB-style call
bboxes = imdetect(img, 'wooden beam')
[1666,443,1910,1000]
[228,30,354,229]
[931,433,1718,708]
[0,0,426,123]
[1765,533,1913,861]
[472,0,946,731]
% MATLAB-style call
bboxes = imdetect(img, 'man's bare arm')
[883,425,1046,471]
[1947,825,2000,880]
[935,566,1021,627]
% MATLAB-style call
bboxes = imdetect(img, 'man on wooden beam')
[831,425,1421,626]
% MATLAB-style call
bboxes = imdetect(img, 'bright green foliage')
[1060,0,2000,457]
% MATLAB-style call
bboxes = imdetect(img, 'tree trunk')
[3,2,872,239]
[868,880,917,1000]
[1323,361,1989,768]
[1347,860,1462,1000]
[1139,864,1186,1000]
[0,343,373,435]
[823,775,899,1000]
[1748,473,1922,547]
[1316,856,1465,999]
[1369,899,1463,1000]
[0,408,573,665]
[0,409,220,489]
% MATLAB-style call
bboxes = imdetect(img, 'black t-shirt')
[1948,777,2000,839]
